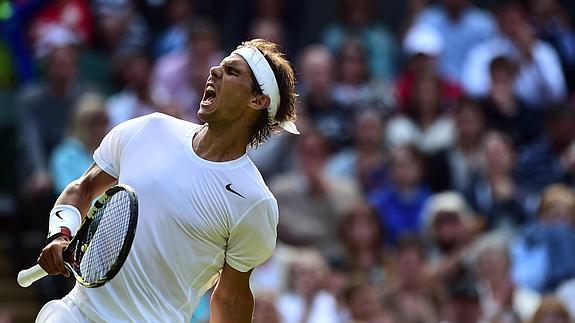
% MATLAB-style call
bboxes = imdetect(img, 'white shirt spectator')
[386,116,455,154]
[462,36,567,108]
[416,4,497,83]
[278,291,339,323]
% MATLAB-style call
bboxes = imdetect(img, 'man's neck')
[192,123,251,162]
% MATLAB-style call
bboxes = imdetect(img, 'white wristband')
[48,205,82,239]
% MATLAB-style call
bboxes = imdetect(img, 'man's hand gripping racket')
[17,184,138,288]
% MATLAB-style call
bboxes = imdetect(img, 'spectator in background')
[91,0,149,53]
[462,1,567,109]
[29,0,93,47]
[50,92,108,194]
[154,0,195,58]
[76,0,133,96]
[383,235,438,323]
[271,131,359,259]
[153,18,224,123]
[298,44,353,150]
[344,282,398,323]
[322,0,397,81]
[421,192,481,286]
[326,109,388,193]
[465,131,529,230]
[516,104,575,196]
[396,23,461,113]
[439,280,483,323]
[386,73,455,154]
[369,145,431,246]
[277,249,339,323]
[481,56,542,146]
[16,26,87,198]
[473,233,522,323]
[529,0,575,93]
[106,50,179,127]
[511,184,575,293]
[324,259,352,322]
[414,0,497,84]
[426,98,486,192]
[253,291,282,323]
[332,37,394,114]
[249,18,286,49]
[529,296,574,323]
[338,201,386,286]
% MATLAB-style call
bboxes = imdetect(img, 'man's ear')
[249,94,270,111]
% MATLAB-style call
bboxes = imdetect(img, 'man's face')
[197,54,260,124]
[433,211,466,249]
[302,53,333,95]
[47,46,78,83]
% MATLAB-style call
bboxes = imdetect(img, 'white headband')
[232,47,299,135]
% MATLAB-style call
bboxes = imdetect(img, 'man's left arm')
[210,263,254,323]
[210,198,278,322]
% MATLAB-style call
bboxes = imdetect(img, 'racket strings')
[79,191,132,283]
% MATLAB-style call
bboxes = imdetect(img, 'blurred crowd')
[2,0,575,322]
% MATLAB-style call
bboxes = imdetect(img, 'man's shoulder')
[128,112,198,132]
[234,167,276,204]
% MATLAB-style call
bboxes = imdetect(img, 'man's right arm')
[54,163,117,217]
[37,163,117,276]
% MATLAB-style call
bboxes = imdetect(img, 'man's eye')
[226,66,238,76]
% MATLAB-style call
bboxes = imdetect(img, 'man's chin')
[198,103,217,121]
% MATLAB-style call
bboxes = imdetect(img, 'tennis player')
[35,38,298,322]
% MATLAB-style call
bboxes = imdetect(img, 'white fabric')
[48,204,82,238]
[36,297,91,323]
[461,36,567,107]
[416,5,497,83]
[557,279,575,320]
[278,291,339,323]
[106,87,172,127]
[386,116,455,153]
[232,47,299,134]
[66,113,278,322]
[403,24,444,56]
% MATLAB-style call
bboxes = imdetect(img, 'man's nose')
[210,65,223,79]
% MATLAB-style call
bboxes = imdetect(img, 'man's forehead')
[222,54,250,70]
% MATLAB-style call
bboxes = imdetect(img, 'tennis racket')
[17,184,138,288]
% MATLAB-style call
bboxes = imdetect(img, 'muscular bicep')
[215,262,252,298]
[55,163,117,217]
[210,262,254,323]
[79,163,118,197]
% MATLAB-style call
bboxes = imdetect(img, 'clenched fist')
[37,236,71,277]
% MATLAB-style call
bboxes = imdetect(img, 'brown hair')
[530,296,572,323]
[237,39,297,147]
[537,183,575,221]
[338,201,383,255]
[68,92,108,144]
[489,55,518,76]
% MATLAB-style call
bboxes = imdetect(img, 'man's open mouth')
[202,84,217,105]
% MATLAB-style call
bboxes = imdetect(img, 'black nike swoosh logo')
[55,210,63,220]
[225,184,246,199]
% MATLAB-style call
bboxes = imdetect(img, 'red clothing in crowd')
[30,0,93,45]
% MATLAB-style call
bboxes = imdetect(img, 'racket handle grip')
[17,264,48,287]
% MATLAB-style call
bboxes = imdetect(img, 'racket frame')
[65,184,138,288]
